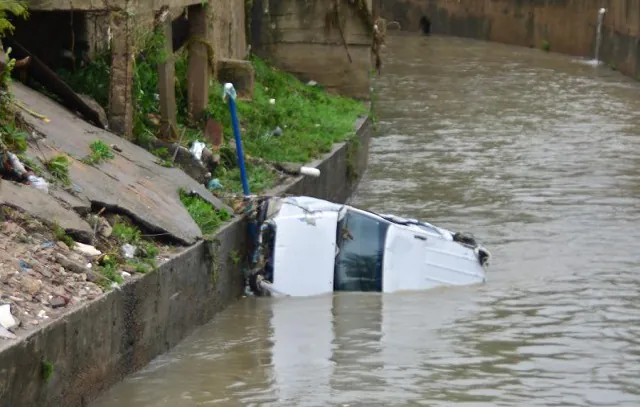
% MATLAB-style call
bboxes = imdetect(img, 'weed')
[45,154,71,185]
[54,225,74,248]
[112,222,142,244]
[179,189,231,234]
[82,140,114,165]
[41,360,54,383]
[230,250,241,265]
[97,255,124,289]
[0,122,27,152]
[541,40,550,52]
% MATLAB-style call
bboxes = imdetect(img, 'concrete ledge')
[0,115,372,407]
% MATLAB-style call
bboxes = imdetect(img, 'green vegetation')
[54,225,74,248]
[112,220,159,266]
[0,0,28,38]
[541,40,551,52]
[58,29,367,194]
[0,121,27,152]
[45,154,71,185]
[96,255,124,288]
[41,360,54,383]
[83,140,114,165]
[179,189,231,234]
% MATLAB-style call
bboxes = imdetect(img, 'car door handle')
[414,235,427,241]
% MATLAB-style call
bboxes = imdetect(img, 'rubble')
[0,207,177,339]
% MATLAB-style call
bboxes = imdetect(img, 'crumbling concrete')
[12,82,233,245]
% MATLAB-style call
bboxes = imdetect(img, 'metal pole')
[223,83,250,196]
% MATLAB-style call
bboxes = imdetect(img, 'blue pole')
[224,83,250,197]
[223,83,257,253]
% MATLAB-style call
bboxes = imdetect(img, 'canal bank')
[0,113,372,407]
[376,0,640,81]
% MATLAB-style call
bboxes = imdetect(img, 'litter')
[73,242,102,257]
[189,141,207,161]
[121,243,136,259]
[0,304,17,330]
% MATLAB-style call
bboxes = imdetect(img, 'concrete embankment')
[376,0,640,81]
[0,110,372,406]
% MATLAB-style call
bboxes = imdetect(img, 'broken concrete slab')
[0,179,93,239]
[11,82,234,245]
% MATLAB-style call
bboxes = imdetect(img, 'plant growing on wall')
[0,0,28,37]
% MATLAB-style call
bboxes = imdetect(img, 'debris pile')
[0,207,175,339]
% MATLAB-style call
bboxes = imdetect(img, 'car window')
[334,210,389,292]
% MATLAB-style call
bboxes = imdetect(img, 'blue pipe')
[227,95,251,196]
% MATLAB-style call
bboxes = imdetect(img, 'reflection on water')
[93,34,640,406]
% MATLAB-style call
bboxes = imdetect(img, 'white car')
[249,196,491,297]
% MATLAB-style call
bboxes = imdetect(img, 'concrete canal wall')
[376,0,640,81]
[0,117,372,407]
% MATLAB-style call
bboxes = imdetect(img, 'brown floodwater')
[92,34,640,407]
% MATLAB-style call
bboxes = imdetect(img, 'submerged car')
[249,196,491,297]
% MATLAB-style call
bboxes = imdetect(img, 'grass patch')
[58,31,367,193]
[96,255,124,289]
[54,225,74,248]
[45,154,70,185]
[41,360,54,383]
[82,140,114,165]
[179,189,231,234]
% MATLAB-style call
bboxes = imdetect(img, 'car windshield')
[334,209,389,292]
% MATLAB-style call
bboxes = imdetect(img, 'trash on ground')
[207,178,223,191]
[307,80,318,86]
[121,243,136,259]
[247,196,492,297]
[189,141,207,161]
[27,174,48,193]
[270,126,283,137]
[18,259,31,271]
[0,326,16,340]
[121,271,132,279]
[73,242,102,257]
[300,167,320,177]
[0,304,17,331]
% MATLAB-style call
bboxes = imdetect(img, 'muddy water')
[92,35,640,407]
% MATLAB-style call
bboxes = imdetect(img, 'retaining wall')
[0,116,372,407]
[376,0,640,80]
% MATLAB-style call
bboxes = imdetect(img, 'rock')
[49,296,67,309]
[55,253,87,274]
[73,242,101,258]
[97,218,112,238]
[0,304,17,330]
[78,93,109,128]
[19,276,42,296]
[56,241,70,252]
[86,270,108,284]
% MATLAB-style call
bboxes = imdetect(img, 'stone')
[49,296,67,309]
[55,253,88,274]
[19,276,42,296]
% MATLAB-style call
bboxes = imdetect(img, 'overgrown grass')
[54,225,74,248]
[57,32,367,193]
[179,189,231,234]
[112,220,159,267]
[0,121,27,152]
